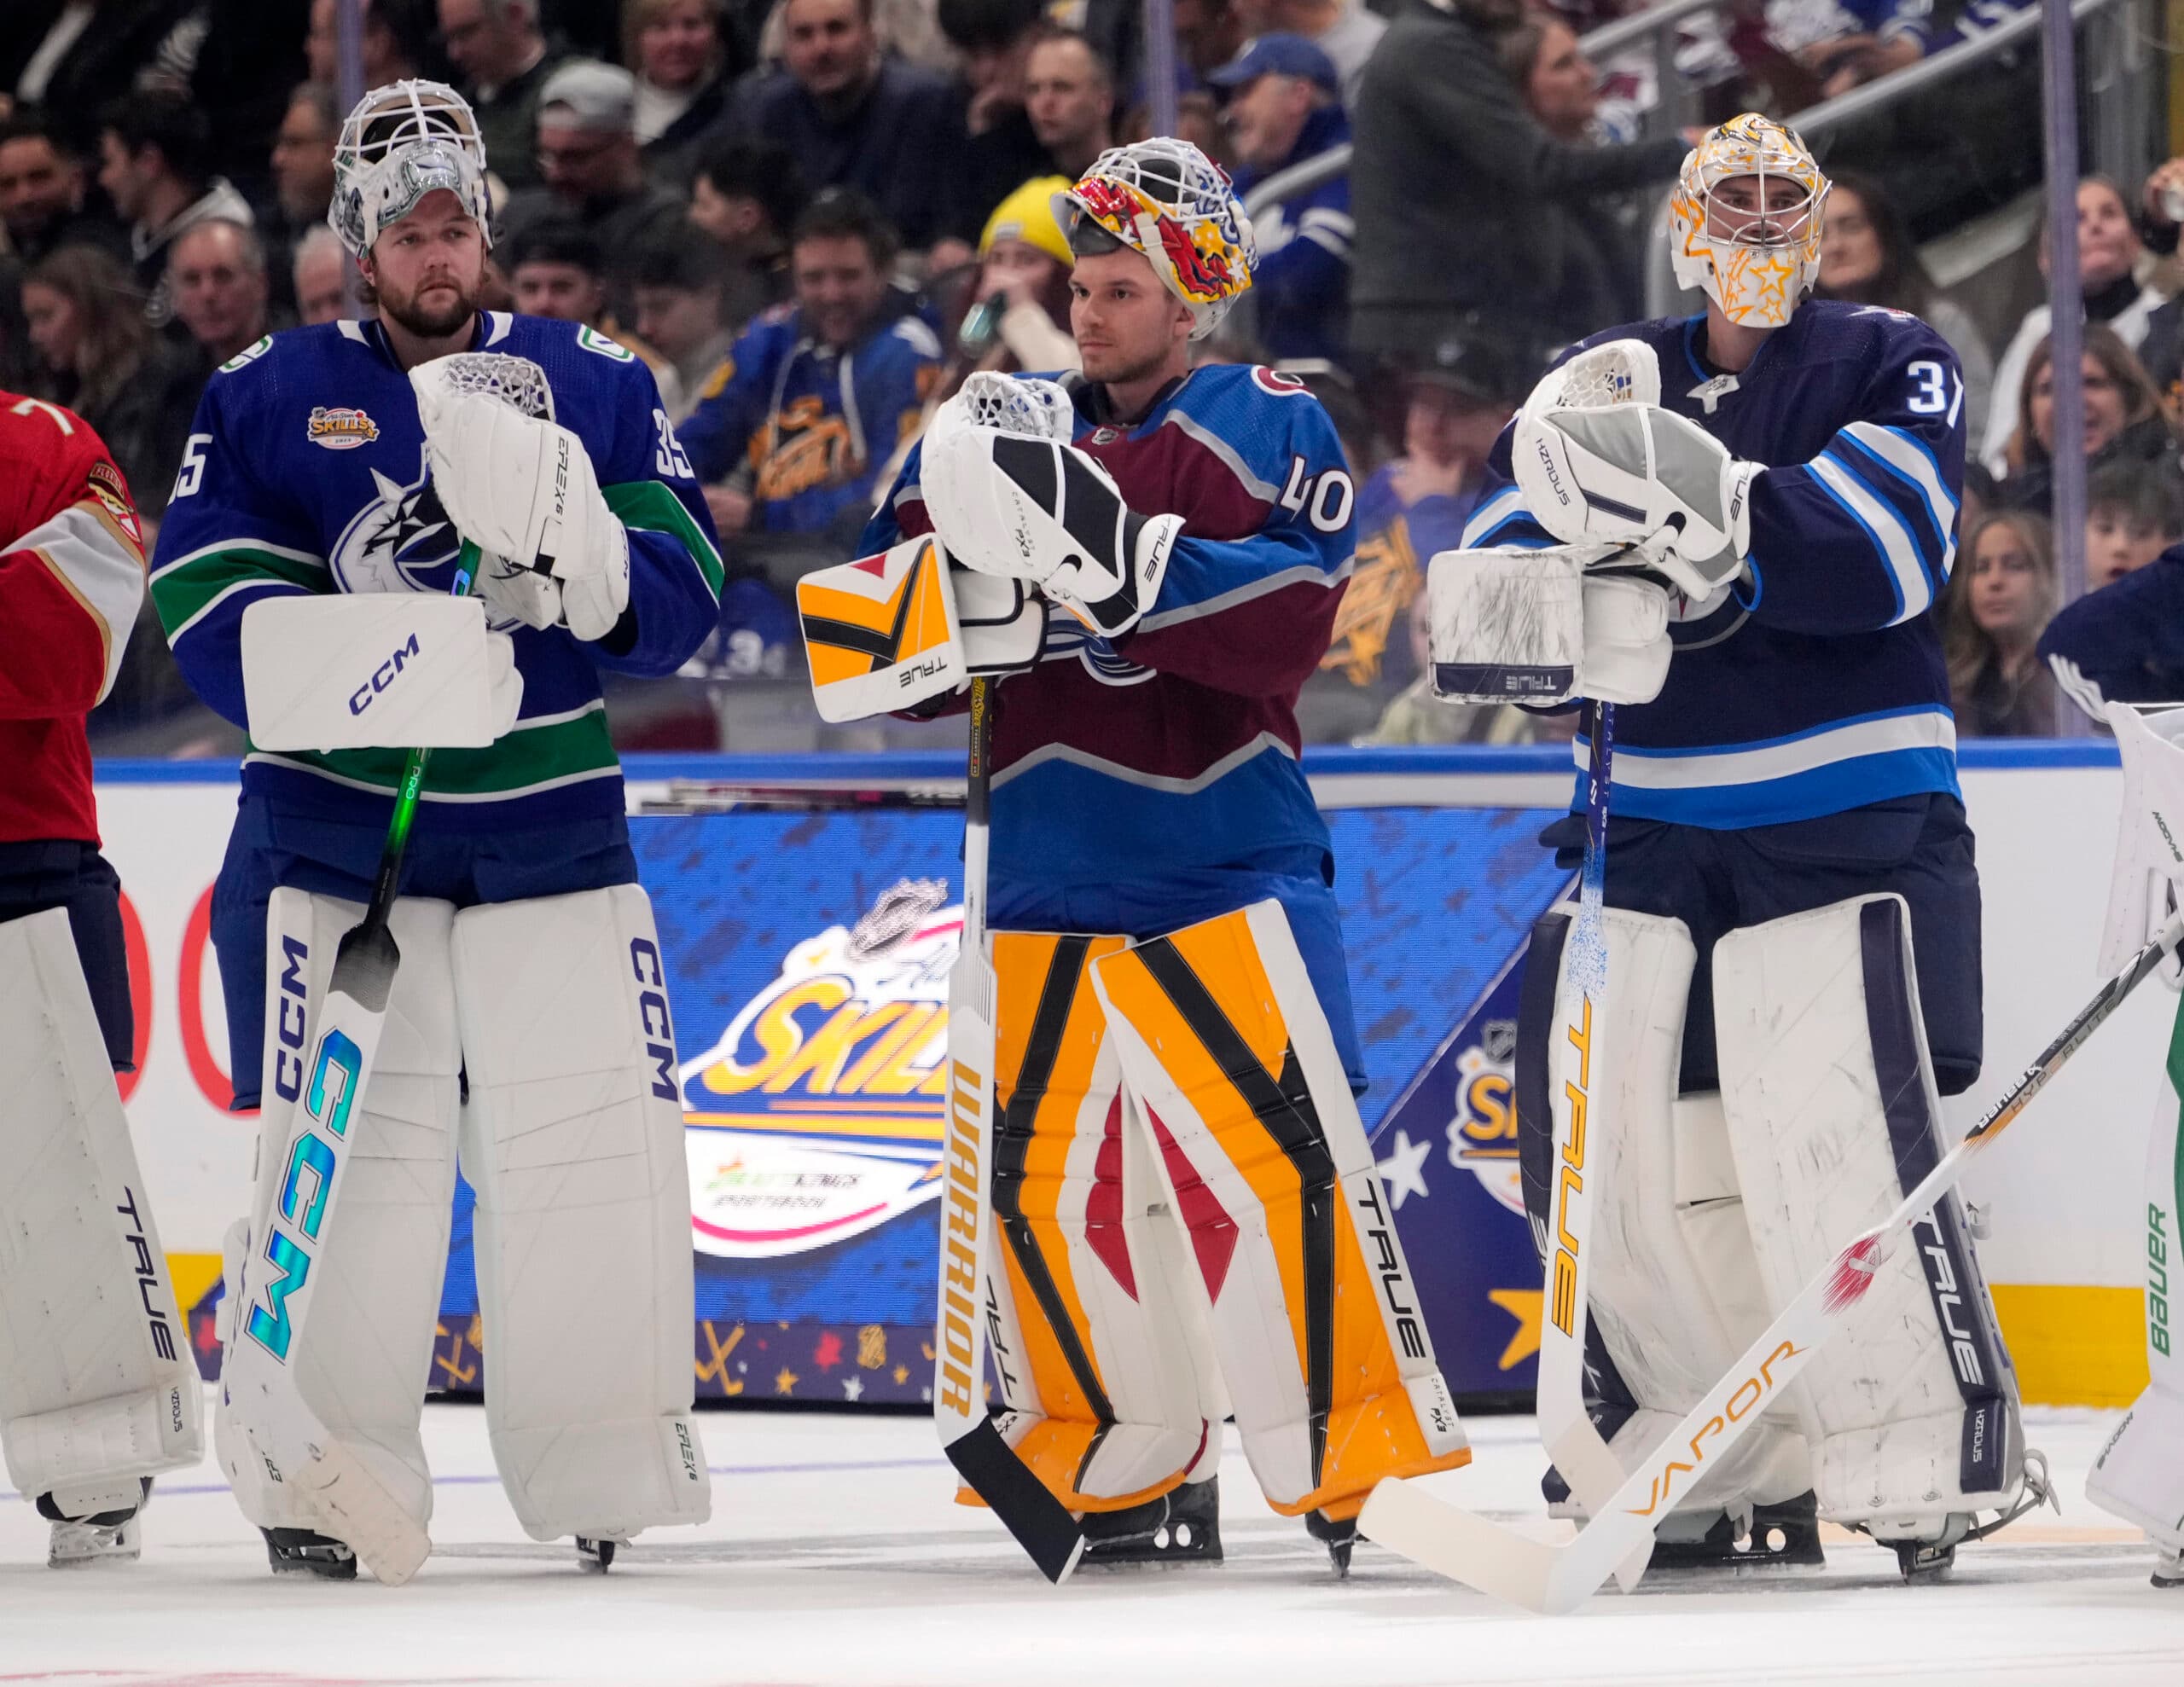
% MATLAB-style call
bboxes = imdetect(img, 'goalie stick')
[228,352,547,1586]
[933,675,1088,1583]
[1362,904,2184,1613]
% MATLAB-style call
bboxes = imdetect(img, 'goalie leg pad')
[980,931,1217,1511]
[1516,901,1811,1519]
[0,907,202,1507]
[1089,901,1470,1519]
[452,884,711,1543]
[218,888,461,1536]
[2086,994,2184,1551]
[1715,895,2024,1535]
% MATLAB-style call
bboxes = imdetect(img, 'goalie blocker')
[1515,890,2032,1573]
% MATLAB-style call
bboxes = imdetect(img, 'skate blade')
[292,1440,430,1586]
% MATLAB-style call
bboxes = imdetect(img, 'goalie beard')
[370,244,483,341]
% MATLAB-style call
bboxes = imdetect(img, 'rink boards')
[90,743,2162,1409]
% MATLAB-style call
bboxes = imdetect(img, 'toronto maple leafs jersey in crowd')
[861,363,1356,883]
[1467,299,1964,827]
[149,314,723,833]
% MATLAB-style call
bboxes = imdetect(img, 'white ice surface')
[3,1400,2179,1686]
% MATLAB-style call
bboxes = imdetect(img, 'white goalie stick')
[1362,905,2184,1612]
[933,676,1088,1583]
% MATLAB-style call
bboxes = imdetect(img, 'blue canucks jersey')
[1467,299,1965,827]
[150,314,724,833]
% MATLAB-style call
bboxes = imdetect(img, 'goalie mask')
[1054,138,1254,340]
[330,79,493,261]
[1670,113,1830,330]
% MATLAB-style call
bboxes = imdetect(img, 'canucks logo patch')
[306,406,380,450]
[329,453,519,628]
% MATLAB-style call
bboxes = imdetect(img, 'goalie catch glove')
[921,408,1183,639]
[410,378,631,642]
[1513,401,1758,601]
[1427,545,1670,708]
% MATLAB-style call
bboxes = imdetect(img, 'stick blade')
[328,919,401,1016]
[1541,1422,1650,1593]
[944,1418,1087,1584]
[1360,1479,1561,1612]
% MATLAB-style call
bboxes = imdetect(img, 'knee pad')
[979,931,1216,1511]
[0,908,201,1512]
[452,883,710,1543]
[1091,900,1469,1520]
[1716,895,2024,1537]
[219,888,461,1535]
[1517,901,1810,1518]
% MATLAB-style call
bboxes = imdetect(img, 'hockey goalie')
[148,81,719,1582]
[0,391,202,1568]
[799,138,1471,1574]
[1430,114,2048,1580]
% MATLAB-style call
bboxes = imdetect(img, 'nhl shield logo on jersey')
[306,406,380,450]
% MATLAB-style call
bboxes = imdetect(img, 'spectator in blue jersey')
[1302,342,1513,740]
[724,0,964,253]
[678,188,942,542]
[1210,34,1350,368]
[1943,509,2057,737]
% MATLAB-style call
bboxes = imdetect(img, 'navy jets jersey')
[151,314,723,832]
[1467,299,1965,827]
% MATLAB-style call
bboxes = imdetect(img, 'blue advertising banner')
[437,803,1568,1406]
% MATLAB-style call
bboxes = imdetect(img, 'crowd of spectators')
[0,0,2175,753]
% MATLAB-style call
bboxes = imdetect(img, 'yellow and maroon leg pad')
[977,931,1220,1512]
[1089,901,1472,1519]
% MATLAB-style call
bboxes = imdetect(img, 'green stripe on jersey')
[606,479,723,596]
[151,543,329,638]
[244,704,619,801]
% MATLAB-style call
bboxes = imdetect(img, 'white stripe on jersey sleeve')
[1809,454,1932,623]
[1842,421,1959,577]
[23,500,146,704]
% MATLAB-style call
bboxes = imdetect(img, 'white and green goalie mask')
[329,78,493,262]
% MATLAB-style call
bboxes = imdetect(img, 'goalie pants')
[211,796,636,1109]
[1539,791,1981,1095]
[979,889,1468,1522]
[0,839,133,1072]
[989,846,1368,1092]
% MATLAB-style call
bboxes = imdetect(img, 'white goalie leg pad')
[2086,992,2184,1552]
[0,908,201,1511]
[1525,901,1811,1520]
[218,889,461,1537]
[452,884,711,1543]
[1716,895,2024,1536]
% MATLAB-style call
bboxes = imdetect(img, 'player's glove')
[1427,544,1670,708]
[410,379,632,643]
[1513,401,1757,600]
[920,400,1182,639]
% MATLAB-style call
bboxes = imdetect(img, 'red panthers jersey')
[0,392,147,844]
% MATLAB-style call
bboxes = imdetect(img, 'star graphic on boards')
[774,1366,799,1395]
[1376,1128,1432,1209]
[892,1364,910,1385]
[842,1376,864,1402]
[1487,1288,1544,1370]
